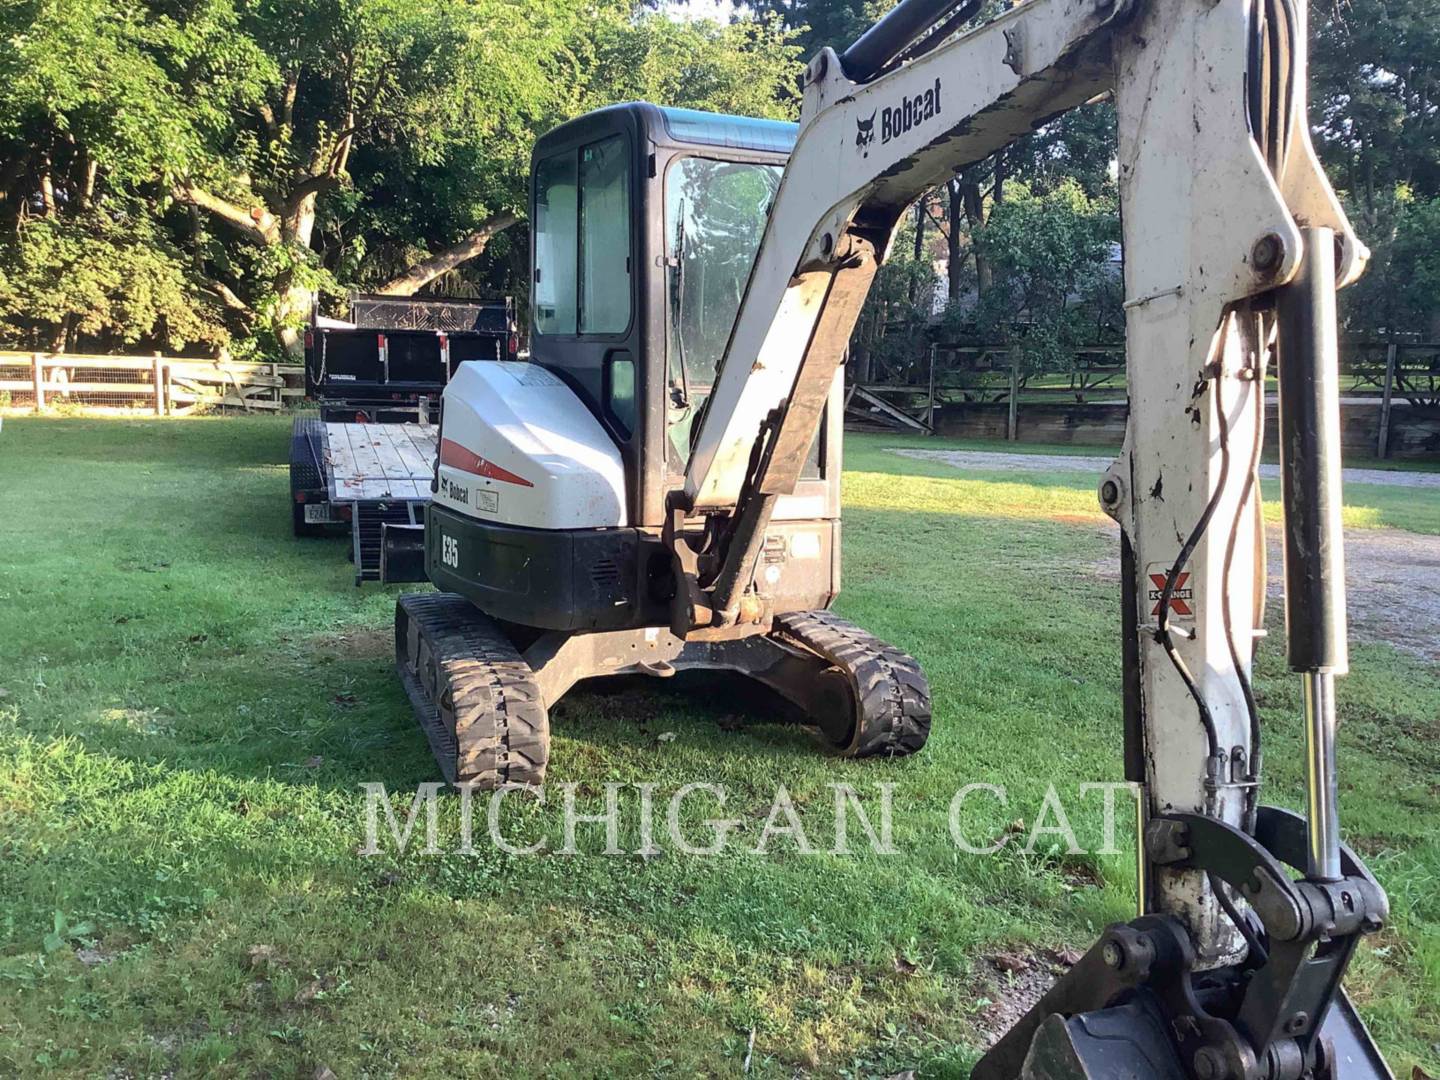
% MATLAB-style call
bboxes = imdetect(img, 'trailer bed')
[324,422,436,502]
[290,418,437,584]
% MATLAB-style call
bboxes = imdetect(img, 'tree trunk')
[946,181,964,305]
[961,181,992,297]
[376,211,520,296]
[908,199,926,306]
[39,157,57,216]
[270,193,322,359]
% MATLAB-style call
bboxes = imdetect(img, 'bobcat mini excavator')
[391,0,1396,1071]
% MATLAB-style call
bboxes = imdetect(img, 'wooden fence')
[849,341,1440,458]
[0,351,305,414]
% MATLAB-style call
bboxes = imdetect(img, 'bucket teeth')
[772,610,931,758]
[395,593,550,788]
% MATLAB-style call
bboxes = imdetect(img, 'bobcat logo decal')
[855,110,877,156]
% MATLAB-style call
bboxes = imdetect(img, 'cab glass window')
[533,153,578,335]
[579,138,631,333]
[532,135,631,336]
[606,354,637,437]
[664,156,782,462]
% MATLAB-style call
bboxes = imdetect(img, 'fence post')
[31,353,44,411]
[1007,349,1020,441]
[1377,342,1397,459]
[152,352,165,416]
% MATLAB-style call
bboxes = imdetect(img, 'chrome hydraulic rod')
[1302,672,1341,880]
[1276,226,1348,882]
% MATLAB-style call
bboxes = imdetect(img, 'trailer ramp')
[324,422,437,584]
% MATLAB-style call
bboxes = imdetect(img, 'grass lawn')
[0,417,1437,1078]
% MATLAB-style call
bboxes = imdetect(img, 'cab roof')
[533,102,798,160]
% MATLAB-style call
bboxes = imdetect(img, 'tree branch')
[176,183,281,246]
[281,71,298,133]
[285,173,341,216]
[256,100,278,141]
[374,211,521,296]
[203,278,256,317]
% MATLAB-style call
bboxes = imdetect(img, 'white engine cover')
[433,361,627,529]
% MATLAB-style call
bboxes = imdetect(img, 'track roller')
[395,593,549,787]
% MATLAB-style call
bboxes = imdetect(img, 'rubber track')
[396,593,549,788]
[773,610,931,758]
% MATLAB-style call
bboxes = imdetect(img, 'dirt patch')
[305,627,392,661]
[1077,523,1440,664]
[901,448,1440,663]
[1318,528,1440,663]
[971,950,1074,1049]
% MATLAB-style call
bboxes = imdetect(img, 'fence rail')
[850,341,1440,457]
[0,351,305,414]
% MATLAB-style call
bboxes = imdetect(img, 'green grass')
[0,418,1436,1077]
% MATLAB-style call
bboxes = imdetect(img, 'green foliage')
[41,911,94,955]
[1005,102,1117,199]
[582,10,801,119]
[952,179,1121,377]
[1340,188,1440,339]
[850,214,939,383]
[748,0,893,57]
[1311,0,1440,340]
[3,0,1435,358]
[0,0,803,356]
[1312,0,1440,213]
[1390,196,1440,327]
[0,205,227,351]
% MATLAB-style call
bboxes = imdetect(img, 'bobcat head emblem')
[855,110,877,155]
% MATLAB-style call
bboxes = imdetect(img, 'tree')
[747,0,886,58]
[1311,0,1440,224]
[1309,0,1440,340]
[169,0,590,354]
[954,178,1121,377]
[1337,188,1440,340]
[0,205,228,353]
[0,0,254,350]
[849,211,938,384]
[0,0,802,358]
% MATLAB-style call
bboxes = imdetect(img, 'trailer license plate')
[304,504,338,524]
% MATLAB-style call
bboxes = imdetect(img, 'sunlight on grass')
[854,436,1440,535]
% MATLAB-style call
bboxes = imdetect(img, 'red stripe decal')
[439,437,534,488]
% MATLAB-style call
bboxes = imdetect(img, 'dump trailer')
[289,294,515,583]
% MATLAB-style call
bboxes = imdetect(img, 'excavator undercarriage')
[396,593,930,786]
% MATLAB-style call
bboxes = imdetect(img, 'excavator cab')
[527,103,829,527]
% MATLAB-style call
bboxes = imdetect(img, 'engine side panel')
[425,502,838,633]
[434,360,628,530]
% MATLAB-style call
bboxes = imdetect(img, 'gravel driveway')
[887,446,1440,662]
[887,447,1440,490]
